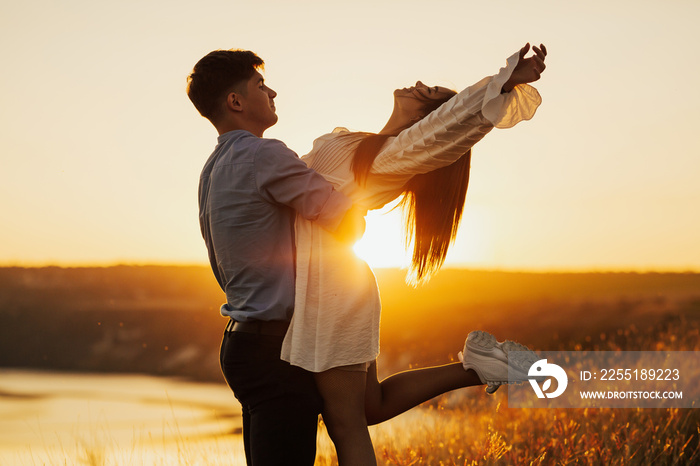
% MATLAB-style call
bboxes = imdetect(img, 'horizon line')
[1,261,698,275]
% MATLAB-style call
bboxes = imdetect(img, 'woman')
[282,44,547,465]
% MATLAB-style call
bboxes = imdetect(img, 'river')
[0,369,246,465]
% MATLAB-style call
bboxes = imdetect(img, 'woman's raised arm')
[370,45,546,177]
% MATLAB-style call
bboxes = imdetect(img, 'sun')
[353,202,495,270]
[353,203,410,269]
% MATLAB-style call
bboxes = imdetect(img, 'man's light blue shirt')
[198,130,351,322]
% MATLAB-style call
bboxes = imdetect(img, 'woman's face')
[393,81,455,126]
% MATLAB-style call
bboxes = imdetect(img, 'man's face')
[240,71,278,135]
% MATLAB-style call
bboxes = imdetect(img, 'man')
[187,49,359,465]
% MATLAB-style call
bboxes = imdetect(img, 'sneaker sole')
[464,330,508,363]
[502,340,541,374]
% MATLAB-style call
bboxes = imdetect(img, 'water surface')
[0,369,243,464]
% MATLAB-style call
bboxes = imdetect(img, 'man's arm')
[254,138,362,240]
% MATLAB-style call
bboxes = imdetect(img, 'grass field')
[2,267,699,464]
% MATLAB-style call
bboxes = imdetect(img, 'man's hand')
[332,205,367,244]
[502,43,547,93]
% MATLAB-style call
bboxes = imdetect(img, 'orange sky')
[1,0,699,271]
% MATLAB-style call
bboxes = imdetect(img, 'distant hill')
[1,266,698,381]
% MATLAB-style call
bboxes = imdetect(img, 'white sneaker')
[458,330,538,394]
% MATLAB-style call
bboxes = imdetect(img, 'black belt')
[226,319,289,337]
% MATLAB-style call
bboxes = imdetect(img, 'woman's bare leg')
[364,361,482,425]
[315,368,377,466]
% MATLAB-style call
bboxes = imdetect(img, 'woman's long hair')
[352,93,471,285]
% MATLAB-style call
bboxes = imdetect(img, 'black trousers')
[220,329,323,465]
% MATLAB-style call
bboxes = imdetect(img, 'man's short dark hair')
[186,50,264,124]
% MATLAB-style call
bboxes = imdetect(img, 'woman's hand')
[502,43,547,93]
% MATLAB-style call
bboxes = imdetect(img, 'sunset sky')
[1,0,699,271]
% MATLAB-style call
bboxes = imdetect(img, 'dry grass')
[364,404,699,465]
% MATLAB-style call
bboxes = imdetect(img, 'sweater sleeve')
[370,50,542,177]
